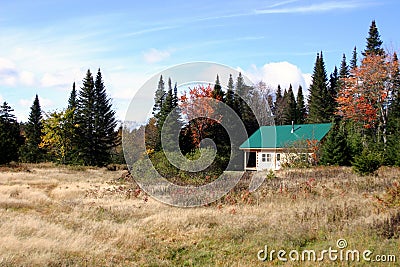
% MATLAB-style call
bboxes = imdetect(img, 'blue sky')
[0,0,399,122]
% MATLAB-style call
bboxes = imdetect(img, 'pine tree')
[153,75,166,116]
[21,95,45,162]
[339,54,350,78]
[225,74,235,108]
[0,102,23,164]
[296,85,306,124]
[68,82,77,110]
[76,69,119,166]
[282,84,296,125]
[390,52,400,118]
[211,75,224,100]
[320,120,350,166]
[76,70,96,165]
[64,82,79,164]
[92,68,120,165]
[350,46,358,70]
[274,85,283,125]
[156,77,182,152]
[307,52,330,123]
[362,20,385,56]
[327,66,339,117]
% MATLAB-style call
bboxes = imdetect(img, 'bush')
[352,150,381,176]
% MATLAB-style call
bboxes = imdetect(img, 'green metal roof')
[239,123,332,149]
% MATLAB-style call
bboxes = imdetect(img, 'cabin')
[239,123,332,171]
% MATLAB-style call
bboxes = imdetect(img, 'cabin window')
[276,153,281,161]
[262,153,272,162]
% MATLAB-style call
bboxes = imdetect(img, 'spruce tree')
[212,75,224,100]
[0,102,23,164]
[296,85,306,124]
[282,84,296,125]
[76,70,96,165]
[327,66,339,117]
[350,46,358,70]
[274,85,283,125]
[64,82,79,164]
[21,95,45,162]
[68,82,77,110]
[339,54,350,78]
[320,120,350,166]
[307,52,330,123]
[362,20,385,56]
[225,74,235,108]
[153,75,166,116]
[76,69,119,166]
[93,68,120,165]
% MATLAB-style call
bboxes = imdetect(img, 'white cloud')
[255,1,376,14]
[0,57,18,86]
[40,72,70,88]
[19,71,35,86]
[143,48,171,64]
[242,61,311,96]
[0,94,3,103]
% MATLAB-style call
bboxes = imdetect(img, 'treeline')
[0,69,121,166]
[271,20,400,173]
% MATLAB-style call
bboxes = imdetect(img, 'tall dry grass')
[0,164,398,266]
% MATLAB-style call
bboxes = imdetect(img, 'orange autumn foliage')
[336,53,397,129]
[180,84,222,147]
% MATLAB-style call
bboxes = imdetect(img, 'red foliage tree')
[336,53,398,143]
[180,84,222,147]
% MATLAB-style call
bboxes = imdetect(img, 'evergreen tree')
[211,75,224,100]
[327,66,339,117]
[233,72,245,115]
[296,85,306,124]
[282,84,296,125]
[339,54,350,78]
[320,120,350,166]
[68,82,77,110]
[92,68,120,165]
[307,52,330,123]
[0,102,23,164]
[350,46,358,70]
[76,69,119,166]
[63,82,80,164]
[21,95,45,162]
[153,75,166,116]
[225,74,235,108]
[274,85,284,125]
[76,70,95,165]
[390,52,400,118]
[155,77,182,152]
[362,20,385,56]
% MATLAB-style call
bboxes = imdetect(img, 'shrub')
[352,150,381,176]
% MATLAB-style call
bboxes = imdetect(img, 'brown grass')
[0,165,398,266]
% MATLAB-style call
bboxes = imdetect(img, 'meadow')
[0,163,399,266]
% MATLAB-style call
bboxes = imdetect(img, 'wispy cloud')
[255,1,377,14]
[143,48,171,64]
[266,0,300,9]
[123,25,176,37]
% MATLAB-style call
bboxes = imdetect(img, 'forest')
[1,20,399,176]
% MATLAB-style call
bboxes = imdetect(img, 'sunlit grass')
[0,164,398,266]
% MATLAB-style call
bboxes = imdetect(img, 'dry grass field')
[0,163,399,266]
